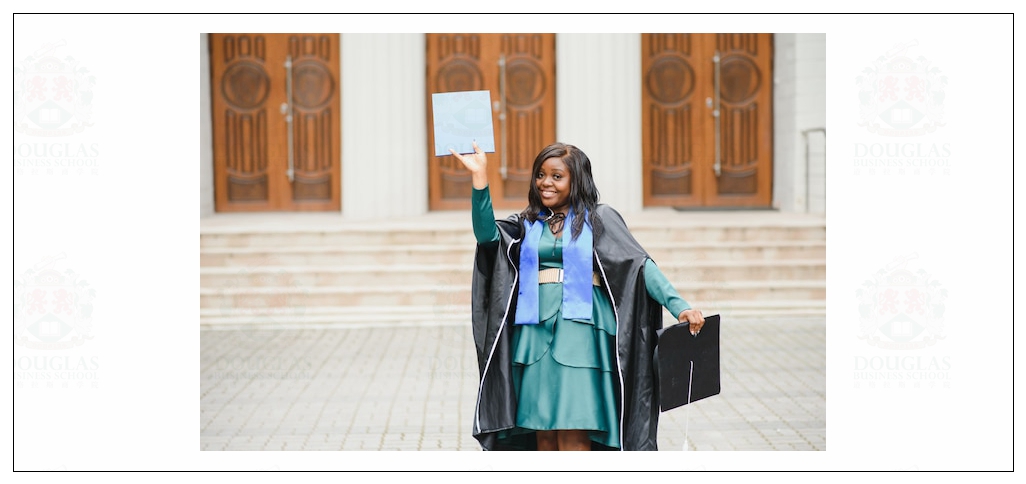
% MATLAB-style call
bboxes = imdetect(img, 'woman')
[452,142,705,451]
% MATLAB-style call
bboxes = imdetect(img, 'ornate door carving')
[426,34,556,211]
[210,33,341,212]
[642,33,773,208]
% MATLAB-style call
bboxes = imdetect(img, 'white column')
[797,34,827,214]
[773,33,798,212]
[202,33,216,216]
[773,33,826,213]
[556,34,643,215]
[341,34,427,219]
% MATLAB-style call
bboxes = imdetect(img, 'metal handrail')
[801,127,826,212]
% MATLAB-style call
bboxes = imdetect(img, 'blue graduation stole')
[515,208,593,325]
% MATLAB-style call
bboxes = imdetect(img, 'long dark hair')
[519,142,603,241]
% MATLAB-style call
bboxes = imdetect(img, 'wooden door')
[426,34,556,211]
[642,33,773,208]
[210,33,341,212]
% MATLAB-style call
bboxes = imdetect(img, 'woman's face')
[536,156,571,213]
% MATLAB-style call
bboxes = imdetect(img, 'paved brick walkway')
[200,316,824,451]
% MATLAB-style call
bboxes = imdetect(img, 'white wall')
[556,34,643,215]
[199,34,214,217]
[341,33,427,220]
[773,33,827,213]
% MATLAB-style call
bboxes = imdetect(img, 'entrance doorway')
[642,33,774,208]
[209,33,341,212]
[426,34,556,211]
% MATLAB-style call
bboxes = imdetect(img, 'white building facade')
[199,33,825,220]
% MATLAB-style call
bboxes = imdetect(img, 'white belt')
[538,268,601,286]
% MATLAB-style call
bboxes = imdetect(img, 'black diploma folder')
[654,314,721,412]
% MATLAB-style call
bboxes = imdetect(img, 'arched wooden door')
[642,33,773,208]
[210,33,341,212]
[426,34,556,211]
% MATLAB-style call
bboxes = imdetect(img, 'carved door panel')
[210,33,341,212]
[426,34,556,211]
[642,33,773,208]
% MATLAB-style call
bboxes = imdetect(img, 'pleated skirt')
[496,283,620,449]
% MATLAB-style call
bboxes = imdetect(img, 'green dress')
[472,187,690,449]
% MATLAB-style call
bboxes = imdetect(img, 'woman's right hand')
[450,142,489,189]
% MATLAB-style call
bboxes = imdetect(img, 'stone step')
[199,305,471,327]
[198,280,825,310]
[659,260,825,282]
[198,259,825,287]
[628,225,825,243]
[199,240,825,267]
[200,244,476,267]
[198,212,825,321]
[198,300,826,328]
[201,265,472,287]
[645,241,826,262]
[199,225,825,249]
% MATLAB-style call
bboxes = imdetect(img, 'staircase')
[199,210,825,328]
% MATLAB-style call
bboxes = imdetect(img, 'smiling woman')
[449,142,706,451]
[536,158,570,214]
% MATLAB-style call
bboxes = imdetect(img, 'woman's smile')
[536,157,571,211]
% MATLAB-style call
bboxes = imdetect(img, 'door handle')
[497,54,508,180]
[711,50,721,177]
[284,54,295,182]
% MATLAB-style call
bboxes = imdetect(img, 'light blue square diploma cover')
[431,90,496,156]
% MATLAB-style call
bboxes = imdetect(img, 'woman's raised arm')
[449,142,489,189]
[450,142,498,243]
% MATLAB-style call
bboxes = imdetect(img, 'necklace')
[543,211,566,256]
[544,211,566,235]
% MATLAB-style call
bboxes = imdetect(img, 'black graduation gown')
[470,204,664,451]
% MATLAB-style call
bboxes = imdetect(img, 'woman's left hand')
[677,309,705,336]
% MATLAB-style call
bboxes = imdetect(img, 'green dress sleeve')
[644,259,691,320]
[471,186,500,244]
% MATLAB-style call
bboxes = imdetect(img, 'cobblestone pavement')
[200,316,825,451]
